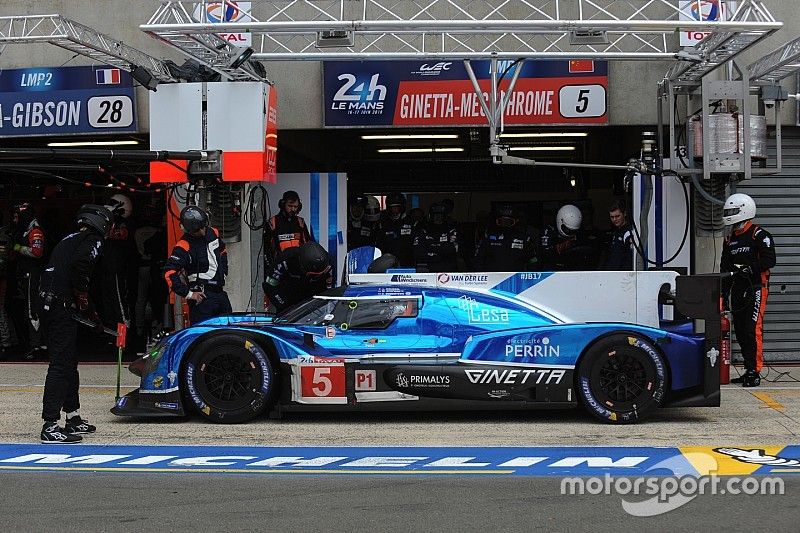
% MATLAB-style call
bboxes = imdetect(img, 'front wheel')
[183,334,275,423]
[577,334,668,424]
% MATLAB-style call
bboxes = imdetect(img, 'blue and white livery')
[113,271,722,424]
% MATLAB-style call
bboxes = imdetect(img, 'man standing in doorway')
[264,190,314,270]
[602,200,635,270]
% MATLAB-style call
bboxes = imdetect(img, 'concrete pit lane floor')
[1,362,798,446]
[0,362,798,532]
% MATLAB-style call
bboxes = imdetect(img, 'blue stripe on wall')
[328,172,338,281]
[310,172,320,246]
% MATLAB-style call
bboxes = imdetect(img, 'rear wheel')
[577,334,667,424]
[183,334,275,423]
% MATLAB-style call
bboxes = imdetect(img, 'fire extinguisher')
[720,299,732,385]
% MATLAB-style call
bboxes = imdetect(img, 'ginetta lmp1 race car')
[112,271,723,424]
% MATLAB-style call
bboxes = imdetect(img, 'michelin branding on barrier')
[349,271,679,329]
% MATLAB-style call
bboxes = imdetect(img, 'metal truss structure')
[145,3,266,81]
[747,36,800,84]
[0,14,177,82]
[142,0,780,86]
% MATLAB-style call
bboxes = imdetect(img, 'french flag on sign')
[96,68,121,85]
[568,60,595,73]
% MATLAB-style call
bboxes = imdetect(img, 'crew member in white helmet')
[720,193,776,387]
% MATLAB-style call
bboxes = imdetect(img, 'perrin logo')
[331,74,387,112]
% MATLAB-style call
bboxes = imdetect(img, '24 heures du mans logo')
[331,73,387,113]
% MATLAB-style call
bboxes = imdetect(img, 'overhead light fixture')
[363,134,459,140]
[316,30,355,48]
[130,65,159,92]
[377,147,465,153]
[569,30,609,45]
[228,46,254,69]
[47,140,140,147]
[507,146,576,151]
[499,132,587,138]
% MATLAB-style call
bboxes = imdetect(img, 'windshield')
[274,298,338,325]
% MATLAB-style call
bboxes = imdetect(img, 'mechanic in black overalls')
[263,241,332,313]
[347,193,375,250]
[413,203,459,272]
[474,204,537,272]
[163,206,232,325]
[601,200,635,270]
[264,190,314,271]
[38,204,113,443]
[375,192,415,267]
[720,193,776,388]
[10,202,47,359]
[99,193,134,329]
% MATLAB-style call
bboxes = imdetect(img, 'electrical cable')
[628,170,691,266]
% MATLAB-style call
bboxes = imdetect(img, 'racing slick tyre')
[577,333,668,424]
[182,334,275,424]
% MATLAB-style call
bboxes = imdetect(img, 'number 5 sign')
[559,85,607,119]
[298,363,347,404]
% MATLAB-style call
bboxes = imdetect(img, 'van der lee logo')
[331,73,387,114]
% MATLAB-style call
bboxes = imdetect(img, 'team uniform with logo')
[413,220,459,272]
[376,214,415,267]
[164,227,231,324]
[602,222,635,270]
[721,221,776,374]
[265,212,313,267]
[474,223,537,272]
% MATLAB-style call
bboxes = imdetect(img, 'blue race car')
[113,271,723,424]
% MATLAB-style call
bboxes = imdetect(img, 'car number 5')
[312,367,333,396]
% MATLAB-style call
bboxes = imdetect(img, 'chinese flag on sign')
[569,60,595,73]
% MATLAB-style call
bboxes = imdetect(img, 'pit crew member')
[263,241,332,313]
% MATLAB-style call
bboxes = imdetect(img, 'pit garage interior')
[0,0,799,364]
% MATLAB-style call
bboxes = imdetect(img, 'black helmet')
[367,253,400,273]
[76,204,114,236]
[386,192,406,221]
[348,193,368,207]
[348,193,368,220]
[429,203,447,224]
[386,192,406,209]
[180,205,208,234]
[298,242,331,279]
[495,203,517,228]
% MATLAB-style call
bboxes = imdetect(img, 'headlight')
[130,339,169,377]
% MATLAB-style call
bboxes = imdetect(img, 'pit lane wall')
[348,271,678,329]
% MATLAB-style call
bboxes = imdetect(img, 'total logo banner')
[0,444,797,476]
[323,60,608,127]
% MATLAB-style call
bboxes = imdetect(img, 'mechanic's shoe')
[65,416,96,435]
[742,371,761,388]
[730,375,745,384]
[41,422,82,444]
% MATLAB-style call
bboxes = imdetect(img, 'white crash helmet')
[365,195,381,222]
[108,193,133,219]
[556,204,582,237]
[722,193,756,227]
